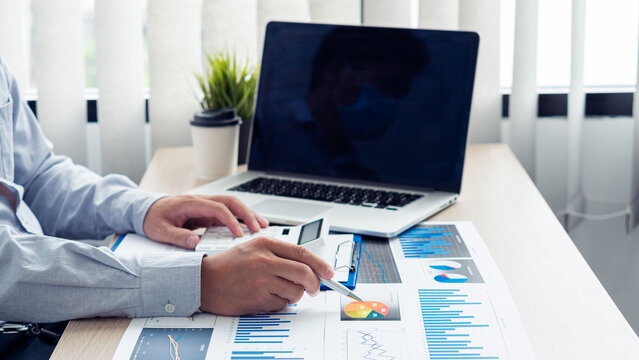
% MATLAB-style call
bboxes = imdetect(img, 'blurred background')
[1,0,639,335]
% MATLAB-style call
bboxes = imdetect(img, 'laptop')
[190,22,479,238]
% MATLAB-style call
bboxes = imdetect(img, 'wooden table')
[51,144,639,359]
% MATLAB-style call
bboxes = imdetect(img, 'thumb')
[158,225,200,250]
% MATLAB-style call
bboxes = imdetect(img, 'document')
[112,222,535,360]
[112,225,355,282]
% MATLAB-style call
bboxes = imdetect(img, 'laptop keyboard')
[229,177,423,210]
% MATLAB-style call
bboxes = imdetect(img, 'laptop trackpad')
[251,199,332,220]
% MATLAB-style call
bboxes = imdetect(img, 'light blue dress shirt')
[0,57,204,323]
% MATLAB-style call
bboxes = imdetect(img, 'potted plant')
[195,51,258,160]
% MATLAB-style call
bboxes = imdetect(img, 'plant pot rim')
[191,107,242,128]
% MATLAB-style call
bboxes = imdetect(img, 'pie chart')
[344,301,389,319]
[434,273,468,283]
[429,261,462,271]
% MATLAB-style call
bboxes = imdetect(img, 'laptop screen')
[249,22,479,193]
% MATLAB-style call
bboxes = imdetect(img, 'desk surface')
[51,144,639,360]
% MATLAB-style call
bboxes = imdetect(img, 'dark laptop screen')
[249,22,479,193]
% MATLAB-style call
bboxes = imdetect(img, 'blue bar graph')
[231,305,304,360]
[230,350,303,360]
[419,289,500,360]
[399,225,470,258]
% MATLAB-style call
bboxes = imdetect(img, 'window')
[501,0,639,91]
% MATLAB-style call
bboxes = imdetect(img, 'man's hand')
[200,237,334,315]
[143,195,268,249]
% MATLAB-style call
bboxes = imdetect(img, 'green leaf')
[195,51,259,119]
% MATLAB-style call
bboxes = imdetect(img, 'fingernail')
[309,290,318,297]
[251,219,260,231]
[187,235,198,249]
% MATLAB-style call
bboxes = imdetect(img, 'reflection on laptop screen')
[249,22,479,193]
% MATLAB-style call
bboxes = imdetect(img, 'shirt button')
[164,303,175,314]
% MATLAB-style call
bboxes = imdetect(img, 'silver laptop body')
[190,22,479,238]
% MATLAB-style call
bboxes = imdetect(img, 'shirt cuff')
[132,192,168,236]
[136,251,205,318]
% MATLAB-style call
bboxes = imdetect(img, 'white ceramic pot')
[191,108,242,180]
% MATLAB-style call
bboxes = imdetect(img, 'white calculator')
[196,218,329,254]
[196,218,355,282]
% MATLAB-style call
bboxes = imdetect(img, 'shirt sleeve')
[0,58,205,323]
[4,54,164,240]
[0,225,205,323]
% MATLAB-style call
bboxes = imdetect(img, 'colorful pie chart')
[429,260,462,271]
[344,301,389,319]
[434,273,468,283]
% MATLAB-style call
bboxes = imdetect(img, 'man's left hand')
[143,195,269,249]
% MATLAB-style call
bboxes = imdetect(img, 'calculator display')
[298,219,323,245]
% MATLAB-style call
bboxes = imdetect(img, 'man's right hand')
[200,237,335,315]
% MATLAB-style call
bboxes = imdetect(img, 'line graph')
[168,334,181,360]
[357,237,401,284]
[129,328,211,360]
[347,329,407,360]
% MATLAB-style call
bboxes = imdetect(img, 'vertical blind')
[363,0,413,27]
[566,0,587,225]
[202,0,257,62]
[32,0,87,166]
[631,2,639,230]
[419,0,458,31]
[309,0,361,25]
[509,0,538,178]
[148,0,202,151]
[95,0,147,181]
[0,0,29,93]
[458,0,501,143]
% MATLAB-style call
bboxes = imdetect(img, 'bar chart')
[229,298,325,360]
[398,225,470,258]
[230,350,303,359]
[418,289,506,360]
[234,306,297,345]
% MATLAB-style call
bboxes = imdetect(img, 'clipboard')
[320,235,362,290]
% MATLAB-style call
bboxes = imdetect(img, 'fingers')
[157,225,200,249]
[260,294,289,313]
[271,257,321,296]
[145,195,268,251]
[179,198,244,236]
[257,237,334,279]
[208,196,266,232]
[269,277,306,305]
[256,214,269,228]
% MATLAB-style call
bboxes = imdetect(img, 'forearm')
[20,153,166,239]
[0,226,203,323]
